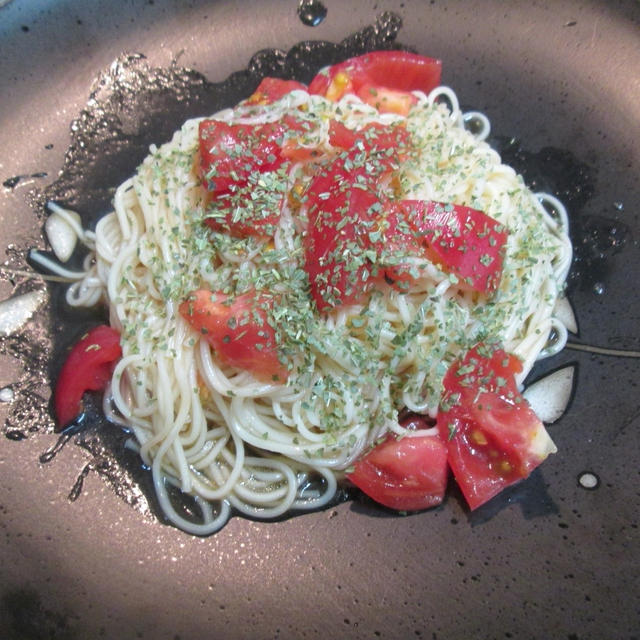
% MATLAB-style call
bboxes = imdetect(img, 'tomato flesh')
[369,201,425,290]
[54,325,122,429]
[327,119,358,149]
[437,343,557,510]
[357,84,418,116]
[308,51,442,113]
[179,289,288,382]
[246,77,307,105]
[347,433,448,511]
[199,118,306,236]
[304,166,378,311]
[403,200,508,293]
[303,121,412,311]
[199,120,285,194]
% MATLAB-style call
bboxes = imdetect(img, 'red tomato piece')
[198,120,288,196]
[54,325,122,429]
[403,200,508,293]
[203,174,283,237]
[245,77,307,105]
[437,343,557,510]
[197,113,327,236]
[328,120,412,171]
[304,168,378,311]
[356,84,418,116]
[179,289,288,382]
[369,201,425,290]
[327,120,358,150]
[199,116,311,237]
[304,121,415,310]
[279,115,323,163]
[308,51,442,110]
[347,433,448,511]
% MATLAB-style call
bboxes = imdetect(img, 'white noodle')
[51,87,571,534]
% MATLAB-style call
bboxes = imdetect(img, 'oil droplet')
[0,386,15,403]
[68,463,93,502]
[297,0,327,27]
[3,176,21,189]
[593,282,605,295]
[2,172,48,190]
[5,430,27,441]
[577,471,600,490]
[39,431,75,463]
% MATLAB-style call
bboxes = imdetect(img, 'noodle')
[59,85,571,534]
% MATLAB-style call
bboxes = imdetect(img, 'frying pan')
[1,1,639,638]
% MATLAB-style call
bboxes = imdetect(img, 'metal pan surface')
[0,1,638,638]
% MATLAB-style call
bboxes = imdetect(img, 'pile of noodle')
[62,86,571,534]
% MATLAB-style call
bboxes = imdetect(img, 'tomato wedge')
[199,117,309,236]
[437,343,557,510]
[347,432,448,511]
[403,200,508,293]
[245,77,307,105]
[205,173,285,237]
[308,51,442,114]
[303,122,411,311]
[368,201,425,290]
[199,120,288,196]
[304,168,378,311]
[54,325,122,430]
[179,289,288,382]
[328,120,411,167]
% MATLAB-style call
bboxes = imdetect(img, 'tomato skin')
[54,325,122,430]
[179,289,288,382]
[308,51,442,110]
[199,118,309,237]
[437,343,556,510]
[370,201,425,290]
[303,121,413,311]
[403,200,508,293]
[347,433,448,511]
[245,77,307,105]
[199,120,287,196]
[304,170,378,311]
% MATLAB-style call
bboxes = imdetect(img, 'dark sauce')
[2,172,48,190]
[2,10,606,532]
[492,137,625,295]
[5,430,27,441]
[39,430,76,464]
[1,317,54,439]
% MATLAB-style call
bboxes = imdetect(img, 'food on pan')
[43,52,572,534]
